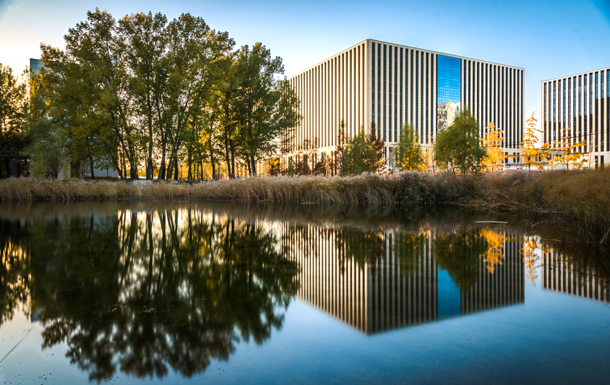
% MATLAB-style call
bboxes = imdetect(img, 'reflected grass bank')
[2,169,610,245]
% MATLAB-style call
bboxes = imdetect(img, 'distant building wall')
[541,67,610,168]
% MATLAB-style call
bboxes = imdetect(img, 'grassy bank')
[480,169,610,244]
[0,173,482,205]
[1,170,610,243]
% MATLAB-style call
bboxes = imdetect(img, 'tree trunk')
[247,92,257,176]
[187,149,193,180]
[211,155,216,180]
[230,139,236,179]
[167,160,174,180]
[250,155,257,176]
[89,154,95,179]
[159,138,167,180]
[224,133,232,178]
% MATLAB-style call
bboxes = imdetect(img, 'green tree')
[434,107,486,174]
[340,127,382,175]
[162,13,233,180]
[118,12,169,180]
[235,43,288,176]
[0,64,29,177]
[395,124,423,171]
[39,9,140,179]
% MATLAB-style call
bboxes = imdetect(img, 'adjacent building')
[541,67,610,168]
[286,39,524,164]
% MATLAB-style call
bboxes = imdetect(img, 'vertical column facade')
[287,39,524,162]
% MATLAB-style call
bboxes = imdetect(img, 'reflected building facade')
[541,250,610,303]
[541,67,610,168]
[281,225,524,335]
[286,40,524,164]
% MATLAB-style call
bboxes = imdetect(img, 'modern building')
[285,39,524,164]
[30,58,43,74]
[541,67,610,168]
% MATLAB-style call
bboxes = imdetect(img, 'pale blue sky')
[1,0,609,125]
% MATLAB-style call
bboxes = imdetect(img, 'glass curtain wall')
[437,55,461,132]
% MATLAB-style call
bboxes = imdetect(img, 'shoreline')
[1,170,609,245]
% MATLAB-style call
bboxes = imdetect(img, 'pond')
[0,202,609,384]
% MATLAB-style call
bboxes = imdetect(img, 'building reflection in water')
[282,224,525,334]
[542,249,610,303]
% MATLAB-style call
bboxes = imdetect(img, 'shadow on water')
[0,201,609,381]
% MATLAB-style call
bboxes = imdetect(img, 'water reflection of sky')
[0,202,609,384]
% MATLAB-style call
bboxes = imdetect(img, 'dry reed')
[2,170,610,243]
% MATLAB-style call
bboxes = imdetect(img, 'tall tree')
[235,43,284,176]
[162,14,233,180]
[40,9,140,178]
[119,12,169,180]
[0,64,29,177]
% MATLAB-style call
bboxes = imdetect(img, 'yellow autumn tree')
[552,128,587,170]
[520,112,543,171]
[421,147,433,172]
[521,236,541,286]
[480,122,505,172]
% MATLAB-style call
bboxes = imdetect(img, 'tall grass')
[0,178,190,202]
[479,169,610,244]
[2,170,610,244]
[189,172,482,205]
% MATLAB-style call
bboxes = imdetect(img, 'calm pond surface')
[0,202,609,384]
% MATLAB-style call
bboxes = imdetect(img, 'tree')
[340,126,383,176]
[235,43,284,176]
[394,124,423,171]
[333,120,348,175]
[434,107,486,174]
[0,64,29,177]
[366,122,385,172]
[118,12,169,180]
[552,128,586,170]
[421,147,433,172]
[480,121,505,172]
[162,13,233,180]
[520,112,542,171]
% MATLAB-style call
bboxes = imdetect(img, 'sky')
[1,0,609,126]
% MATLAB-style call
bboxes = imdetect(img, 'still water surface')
[0,202,609,384]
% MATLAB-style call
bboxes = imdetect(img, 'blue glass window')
[437,55,461,105]
[436,55,461,131]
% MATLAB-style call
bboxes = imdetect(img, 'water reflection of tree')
[478,229,516,274]
[433,226,488,292]
[0,218,31,324]
[4,209,298,382]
